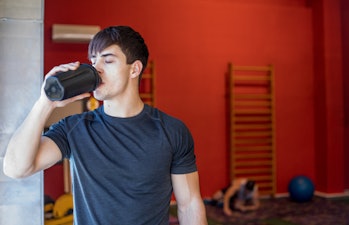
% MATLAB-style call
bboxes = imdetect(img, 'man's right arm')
[3,61,90,179]
[3,97,62,178]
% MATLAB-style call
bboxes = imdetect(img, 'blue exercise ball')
[288,175,315,203]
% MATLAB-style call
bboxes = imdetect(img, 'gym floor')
[170,196,349,225]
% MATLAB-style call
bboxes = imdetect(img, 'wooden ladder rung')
[234,168,273,174]
[234,153,273,159]
[234,124,272,130]
[234,146,272,151]
[233,131,273,137]
[140,93,153,98]
[241,175,273,181]
[233,94,271,100]
[233,109,272,114]
[233,116,271,122]
[233,76,271,81]
[232,139,273,144]
[233,101,272,107]
[232,65,273,72]
[257,182,274,188]
[234,161,273,166]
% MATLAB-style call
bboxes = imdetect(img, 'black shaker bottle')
[44,63,101,101]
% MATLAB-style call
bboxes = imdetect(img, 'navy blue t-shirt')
[44,104,197,225]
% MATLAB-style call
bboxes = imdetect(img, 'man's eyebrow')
[100,53,117,58]
[89,53,117,60]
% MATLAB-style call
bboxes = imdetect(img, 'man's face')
[90,45,132,101]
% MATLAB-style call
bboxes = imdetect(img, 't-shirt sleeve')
[43,119,71,159]
[169,120,197,174]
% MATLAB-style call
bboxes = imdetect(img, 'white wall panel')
[0,0,44,224]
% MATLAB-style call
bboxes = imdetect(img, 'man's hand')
[41,61,91,108]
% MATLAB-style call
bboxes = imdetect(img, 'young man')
[3,26,207,225]
[209,178,260,216]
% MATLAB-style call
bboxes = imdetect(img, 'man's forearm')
[178,199,208,225]
[3,98,54,178]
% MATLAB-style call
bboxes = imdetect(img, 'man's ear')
[130,60,143,79]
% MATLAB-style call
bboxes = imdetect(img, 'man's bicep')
[171,172,201,205]
[33,136,63,172]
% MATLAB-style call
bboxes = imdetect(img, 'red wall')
[44,0,346,199]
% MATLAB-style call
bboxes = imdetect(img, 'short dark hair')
[245,180,255,191]
[88,26,149,77]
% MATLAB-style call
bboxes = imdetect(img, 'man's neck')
[103,98,144,118]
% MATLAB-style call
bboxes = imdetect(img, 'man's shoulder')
[145,105,186,126]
